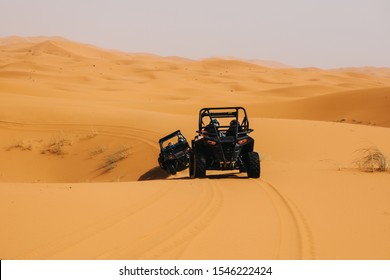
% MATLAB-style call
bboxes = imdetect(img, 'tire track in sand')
[251,179,316,259]
[0,120,160,148]
[18,183,176,259]
[147,179,224,260]
[101,179,224,259]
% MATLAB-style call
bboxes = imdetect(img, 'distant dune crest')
[1,35,390,128]
[1,36,292,68]
[0,35,68,45]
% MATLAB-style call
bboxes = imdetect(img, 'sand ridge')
[1,37,390,259]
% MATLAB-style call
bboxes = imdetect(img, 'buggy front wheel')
[167,163,177,175]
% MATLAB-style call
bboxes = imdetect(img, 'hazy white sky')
[1,0,389,68]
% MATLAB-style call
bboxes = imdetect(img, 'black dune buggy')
[158,130,191,175]
[189,107,260,178]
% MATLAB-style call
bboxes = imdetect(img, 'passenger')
[226,119,243,136]
[166,142,173,149]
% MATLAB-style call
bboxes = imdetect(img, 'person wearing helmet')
[204,118,220,135]
[165,141,173,150]
[226,119,243,136]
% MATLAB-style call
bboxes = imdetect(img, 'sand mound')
[1,37,390,259]
[253,87,390,127]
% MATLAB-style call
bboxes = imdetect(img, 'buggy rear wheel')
[246,152,260,178]
[194,153,206,178]
[189,151,195,178]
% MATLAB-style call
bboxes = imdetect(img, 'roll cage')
[197,107,253,139]
[159,130,187,150]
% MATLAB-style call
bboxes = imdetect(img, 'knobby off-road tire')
[246,151,260,178]
[158,157,165,169]
[167,163,177,175]
[189,151,195,178]
[194,153,206,178]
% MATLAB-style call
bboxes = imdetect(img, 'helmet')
[230,119,238,126]
[211,119,220,127]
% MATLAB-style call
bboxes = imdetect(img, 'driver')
[166,142,173,149]
[204,119,220,135]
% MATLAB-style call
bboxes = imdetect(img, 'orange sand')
[1,36,390,259]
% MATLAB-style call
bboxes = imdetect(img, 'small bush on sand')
[101,145,130,173]
[353,147,387,172]
[6,140,33,151]
[83,127,99,140]
[41,133,72,155]
[89,145,107,157]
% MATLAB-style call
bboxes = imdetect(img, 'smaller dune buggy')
[158,130,191,175]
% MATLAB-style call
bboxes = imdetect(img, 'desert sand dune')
[252,87,390,127]
[1,37,390,259]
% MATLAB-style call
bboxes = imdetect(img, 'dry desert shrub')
[6,140,33,151]
[83,127,99,140]
[100,145,131,173]
[353,147,388,172]
[89,145,107,157]
[41,133,73,155]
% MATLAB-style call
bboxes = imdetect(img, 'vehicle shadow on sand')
[138,166,170,181]
[138,167,248,181]
[168,171,248,180]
